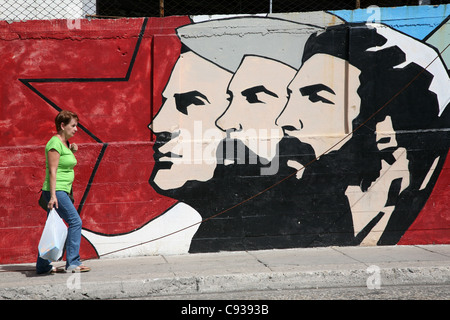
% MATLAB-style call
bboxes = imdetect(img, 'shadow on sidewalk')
[0,265,42,278]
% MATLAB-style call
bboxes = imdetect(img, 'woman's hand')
[70,142,78,153]
[48,195,58,209]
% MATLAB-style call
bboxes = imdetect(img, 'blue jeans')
[36,191,82,273]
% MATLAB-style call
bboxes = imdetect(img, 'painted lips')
[152,132,183,169]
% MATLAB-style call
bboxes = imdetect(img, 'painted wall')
[0,5,449,264]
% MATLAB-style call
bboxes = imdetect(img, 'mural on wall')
[83,9,450,256]
[0,6,449,264]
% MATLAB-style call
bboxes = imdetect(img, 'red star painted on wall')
[14,17,190,259]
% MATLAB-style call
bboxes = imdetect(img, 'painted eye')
[241,85,278,104]
[174,91,210,115]
[300,84,335,105]
[244,92,264,104]
[306,92,334,105]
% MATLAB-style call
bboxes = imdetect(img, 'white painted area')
[82,202,202,258]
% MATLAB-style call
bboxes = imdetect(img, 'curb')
[2,265,450,300]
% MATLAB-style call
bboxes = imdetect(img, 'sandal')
[53,266,66,273]
[67,265,91,273]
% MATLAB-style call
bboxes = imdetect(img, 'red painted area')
[0,17,189,264]
[398,150,450,245]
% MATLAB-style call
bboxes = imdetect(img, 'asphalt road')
[134,283,450,300]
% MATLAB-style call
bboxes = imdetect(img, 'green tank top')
[42,136,77,194]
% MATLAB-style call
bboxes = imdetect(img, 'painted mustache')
[152,131,182,160]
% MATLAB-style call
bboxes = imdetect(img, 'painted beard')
[187,136,357,251]
[150,137,290,206]
[149,133,324,205]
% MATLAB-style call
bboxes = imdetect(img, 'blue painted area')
[330,4,449,40]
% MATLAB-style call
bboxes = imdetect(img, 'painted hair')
[176,17,323,72]
[302,23,447,132]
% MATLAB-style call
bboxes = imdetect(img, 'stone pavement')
[0,244,449,300]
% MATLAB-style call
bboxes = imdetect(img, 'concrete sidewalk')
[1,244,449,300]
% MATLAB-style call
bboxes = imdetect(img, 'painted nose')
[276,112,303,132]
[149,100,179,134]
[216,109,242,133]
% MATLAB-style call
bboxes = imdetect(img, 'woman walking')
[36,110,90,274]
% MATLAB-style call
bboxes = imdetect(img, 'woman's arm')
[47,149,60,209]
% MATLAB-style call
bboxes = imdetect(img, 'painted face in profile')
[149,51,232,191]
[276,53,362,171]
[216,56,296,164]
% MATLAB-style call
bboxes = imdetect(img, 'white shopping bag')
[38,208,68,262]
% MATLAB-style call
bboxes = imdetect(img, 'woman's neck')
[56,132,68,144]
